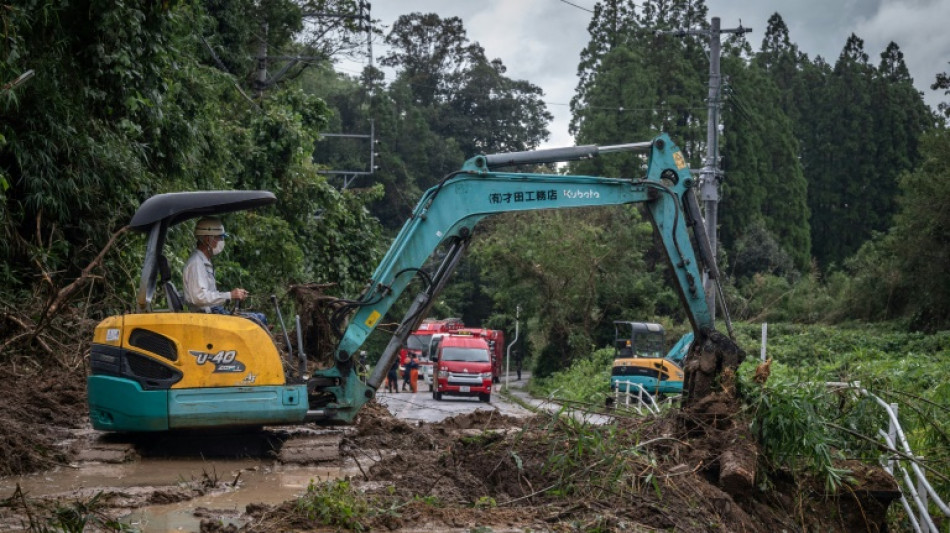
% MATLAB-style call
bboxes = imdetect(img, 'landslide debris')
[0,343,899,532]
[244,395,896,533]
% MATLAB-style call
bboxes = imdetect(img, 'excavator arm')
[308,134,725,423]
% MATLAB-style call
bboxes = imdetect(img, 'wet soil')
[0,365,88,477]
[0,365,899,532]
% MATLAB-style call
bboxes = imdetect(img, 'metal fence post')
[888,403,899,475]
[918,474,930,533]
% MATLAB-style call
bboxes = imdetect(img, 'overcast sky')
[337,0,950,149]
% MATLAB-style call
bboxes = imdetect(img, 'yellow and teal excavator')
[87,133,733,431]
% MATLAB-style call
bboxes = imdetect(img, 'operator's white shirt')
[183,249,230,312]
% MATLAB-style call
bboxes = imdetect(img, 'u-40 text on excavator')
[87,133,732,431]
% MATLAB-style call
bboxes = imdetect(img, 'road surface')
[376,372,535,424]
[376,371,613,425]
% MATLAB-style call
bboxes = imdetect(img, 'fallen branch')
[1,226,128,358]
[1,311,34,333]
[823,421,950,484]
[0,313,52,356]
[40,225,129,321]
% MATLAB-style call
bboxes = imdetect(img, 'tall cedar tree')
[808,35,931,267]
[719,43,810,271]
[571,0,709,178]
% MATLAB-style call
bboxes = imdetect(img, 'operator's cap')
[194,217,228,238]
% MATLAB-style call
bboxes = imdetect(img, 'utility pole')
[359,0,373,71]
[659,17,750,323]
[256,23,269,99]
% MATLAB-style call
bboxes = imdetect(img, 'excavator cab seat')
[158,255,184,312]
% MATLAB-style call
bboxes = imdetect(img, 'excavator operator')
[183,217,266,325]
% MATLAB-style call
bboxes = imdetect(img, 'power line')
[556,0,594,14]
[333,66,707,114]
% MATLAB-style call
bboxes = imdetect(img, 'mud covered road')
[0,374,538,532]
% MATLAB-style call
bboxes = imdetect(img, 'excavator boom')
[310,134,721,423]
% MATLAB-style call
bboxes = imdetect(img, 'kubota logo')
[563,189,600,199]
[188,349,246,373]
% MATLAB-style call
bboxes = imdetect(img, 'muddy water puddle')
[1,458,360,532]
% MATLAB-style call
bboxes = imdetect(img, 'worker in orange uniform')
[403,354,420,393]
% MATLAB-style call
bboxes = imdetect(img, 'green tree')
[0,0,384,357]
[807,35,876,267]
[837,129,950,330]
[932,68,950,120]
[1,1,224,298]
[380,13,484,107]
[571,0,710,176]
[794,55,834,255]
[473,207,669,377]
[714,28,810,270]
[793,35,931,269]
[755,14,812,126]
[889,129,950,330]
[443,58,551,156]
[868,42,933,224]
[730,220,795,281]
[382,13,551,158]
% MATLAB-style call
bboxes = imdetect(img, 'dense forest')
[1,0,948,377]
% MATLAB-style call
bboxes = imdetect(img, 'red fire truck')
[399,319,507,389]
[454,328,505,383]
[400,318,463,389]
[431,333,494,403]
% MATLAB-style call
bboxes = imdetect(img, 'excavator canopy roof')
[613,321,665,334]
[129,191,276,232]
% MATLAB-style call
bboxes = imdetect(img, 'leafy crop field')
[736,323,950,489]
[534,322,950,506]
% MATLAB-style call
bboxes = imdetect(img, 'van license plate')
[459,386,470,392]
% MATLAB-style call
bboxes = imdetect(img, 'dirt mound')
[0,365,88,476]
[433,410,526,430]
[347,398,436,453]
[252,393,896,532]
[683,329,747,406]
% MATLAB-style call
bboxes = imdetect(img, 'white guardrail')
[610,382,666,416]
[827,382,949,533]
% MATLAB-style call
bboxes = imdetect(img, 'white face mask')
[212,239,225,255]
